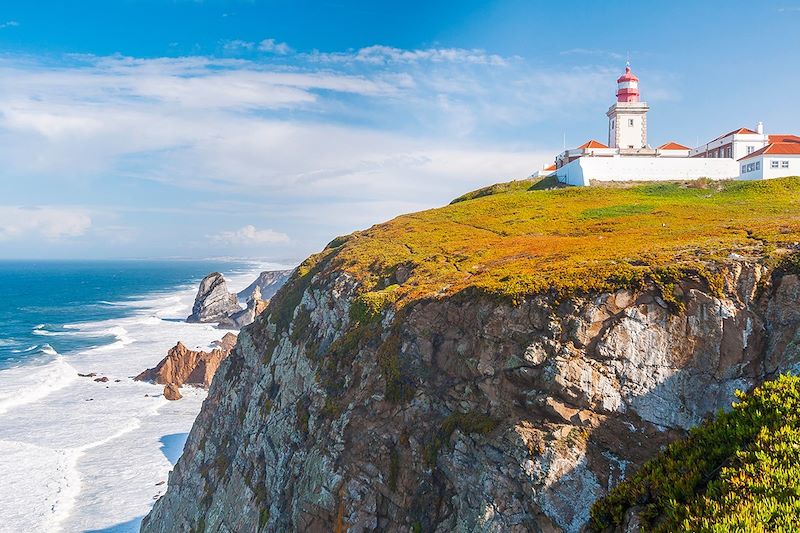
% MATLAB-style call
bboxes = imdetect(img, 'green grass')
[590,374,800,532]
[579,203,655,219]
[311,177,800,307]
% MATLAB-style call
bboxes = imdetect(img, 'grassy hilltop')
[304,176,800,310]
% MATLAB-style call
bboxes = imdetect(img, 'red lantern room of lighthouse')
[616,65,640,103]
[607,64,649,149]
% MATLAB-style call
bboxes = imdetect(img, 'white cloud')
[258,38,292,55]
[307,45,509,66]
[0,47,645,256]
[0,206,91,241]
[223,39,255,51]
[0,21,19,30]
[209,225,290,245]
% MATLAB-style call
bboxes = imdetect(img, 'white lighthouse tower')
[606,65,649,150]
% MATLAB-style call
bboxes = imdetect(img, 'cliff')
[142,177,800,532]
[238,270,293,301]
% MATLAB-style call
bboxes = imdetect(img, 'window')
[628,119,634,127]
[611,119,615,129]
[746,146,755,154]
[755,161,761,170]
[725,147,732,158]
[747,163,755,172]
[771,160,780,169]
[782,160,790,169]
[742,165,747,173]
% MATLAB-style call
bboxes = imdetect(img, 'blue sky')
[1,0,799,261]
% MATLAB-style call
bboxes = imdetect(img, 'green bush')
[590,374,800,532]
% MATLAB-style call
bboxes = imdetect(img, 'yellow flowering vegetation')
[590,374,800,532]
[313,176,800,308]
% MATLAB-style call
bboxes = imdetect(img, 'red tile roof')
[578,139,609,149]
[769,134,800,144]
[658,141,690,151]
[739,142,800,161]
[544,164,556,171]
[713,127,759,142]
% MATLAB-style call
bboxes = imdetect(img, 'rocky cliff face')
[187,273,242,323]
[141,256,800,533]
[238,270,293,301]
[219,287,270,329]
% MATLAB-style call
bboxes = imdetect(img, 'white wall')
[557,156,740,186]
[764,156,798,179]
[616,113,645,149]
[738,158,764,180]
[739,156,800,180]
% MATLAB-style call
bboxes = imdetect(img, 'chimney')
[757,121,764,135]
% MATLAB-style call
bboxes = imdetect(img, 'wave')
[39,344,58,356]
[0,354,77,416]
[89,326,133,352]
[11,345,39,354]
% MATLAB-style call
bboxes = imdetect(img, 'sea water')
[0,260,278,533]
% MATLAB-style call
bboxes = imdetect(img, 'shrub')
[590,374,800,532]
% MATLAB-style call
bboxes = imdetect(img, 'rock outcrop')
[141,257,800,533]
[186,273,241,324]
[238,269,292,301]
[219,286,269,329]
[135,333,238,390]
[164,383,182,401]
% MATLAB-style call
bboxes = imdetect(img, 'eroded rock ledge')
[135,332,238,392]
[141,259,800,533]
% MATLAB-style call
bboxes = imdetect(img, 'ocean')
[0,260,275,533]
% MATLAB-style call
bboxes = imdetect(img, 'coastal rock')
[164,383,182,401]
[135,333,238,389]
[93,376,109,383]
[143,259,796,533]
[186,273,241,324]
[218,286,269,329]
[237,269,292,301]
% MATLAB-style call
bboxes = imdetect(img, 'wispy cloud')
[0,206,91,241]
[307,44,509,66]
[0,21,19,29]
[0,45,650,254]
[209,225,290,245]
[258,38,292,54]
[223,38,293,55]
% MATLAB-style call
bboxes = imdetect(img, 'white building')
[549,65,798,186]
[690,126,769,160]
[738,141,800,180]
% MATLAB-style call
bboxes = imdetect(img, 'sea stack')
[186,272,241,323]
[163,383,182,401]
[218,286,268,329]
[135,333,238,390]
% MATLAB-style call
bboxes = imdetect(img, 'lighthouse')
[606,65,649,149]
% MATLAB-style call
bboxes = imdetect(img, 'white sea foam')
[0,265,266,533]
[0,352,76,416]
